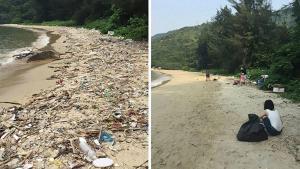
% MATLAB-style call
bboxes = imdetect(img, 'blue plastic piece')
[99,131,114,142]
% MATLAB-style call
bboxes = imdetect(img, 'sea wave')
[32,31,50,49]
[0,29,49,66]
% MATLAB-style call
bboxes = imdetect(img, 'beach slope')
[0,25,148,168]
[152,70,299,169]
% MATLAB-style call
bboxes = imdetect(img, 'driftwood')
[0,102,21,105]
[110,127,148,132]
[133,160,148,168]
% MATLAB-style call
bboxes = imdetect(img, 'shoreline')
[0,26,61,107]
[151,69,172,88]
[0,25,51,65]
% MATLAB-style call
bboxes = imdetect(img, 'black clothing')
[262,117,282,136]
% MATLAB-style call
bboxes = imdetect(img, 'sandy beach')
[152,70,300,169]
[0,27,61,107]
[0,24,148,168]
[0,61,56,106]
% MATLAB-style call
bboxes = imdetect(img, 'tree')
[229,0,274,66]
[197,41,209,69]
[293,0,300,24]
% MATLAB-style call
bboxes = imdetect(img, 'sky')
[152,0,294,36]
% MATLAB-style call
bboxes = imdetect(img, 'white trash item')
[92,158,114,168]
[23,163,33,169]
[79,137,97,162]
[273,87,285,93]
[108,31,114,36]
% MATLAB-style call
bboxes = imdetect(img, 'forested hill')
[0,0,148,40]
[152,24,209,70]
[273,4,296,27]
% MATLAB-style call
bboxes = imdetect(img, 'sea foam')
[0,29,50,66]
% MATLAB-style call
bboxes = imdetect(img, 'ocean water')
[151,71,171,88]
[0,26,39,65]
[151,71,160,81]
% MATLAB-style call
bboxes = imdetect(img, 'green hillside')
[273,4,296,28]
[152,24,209,70]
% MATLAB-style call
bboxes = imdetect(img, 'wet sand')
[152,70,300,169]
[0,26,61,107]
[151,70,171,88]
[0,61,55,106]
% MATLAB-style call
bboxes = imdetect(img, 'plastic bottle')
[79,137,97,162]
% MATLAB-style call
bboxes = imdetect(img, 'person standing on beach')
[206,69,210,81]
[260,100,283,136]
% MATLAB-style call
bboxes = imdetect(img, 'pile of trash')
[0,26,148,168]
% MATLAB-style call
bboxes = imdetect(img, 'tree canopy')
[0,0,148,40]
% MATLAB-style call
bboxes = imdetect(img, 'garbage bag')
[237,114,268,142]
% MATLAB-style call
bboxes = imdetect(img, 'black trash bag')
[237,114,268,142]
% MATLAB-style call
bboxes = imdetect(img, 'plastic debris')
[92,158,114,168]
[79,137,97,162]
[0,25,148,168]
[94,139,101,146]
[0,148,5,161]
[99,131,114,143]
[113,110,122,119]
[13,134,20,141]
[23,163,33,169]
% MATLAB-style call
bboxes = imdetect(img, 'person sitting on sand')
[240,66,247,85]
[240,73,246,85]
[241,66,247,76]
[260,100,283,136]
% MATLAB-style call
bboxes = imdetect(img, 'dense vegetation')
[152,0,300,101]
[152,25,207,70]
[0,0,148,40]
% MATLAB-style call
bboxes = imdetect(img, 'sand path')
[152,70,300,169]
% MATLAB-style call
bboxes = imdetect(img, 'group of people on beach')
[204,66,283,137]
[205,65,247,83]
[239,66,282,138]
[238,66,283,136]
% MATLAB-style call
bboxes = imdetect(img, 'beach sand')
[0,28,61,107]
[0,24,148,168]
[0,61,55,106]
[152,70,300,169]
